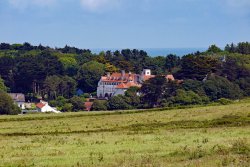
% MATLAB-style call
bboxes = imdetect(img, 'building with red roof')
[36,100,61,113]
[84,102,93,111]
[97,69,175,98]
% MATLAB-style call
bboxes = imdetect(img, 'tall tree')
[165,54,180,72]
[77,61,105,93]
[0,77,7,92]
[140,76,168,108]
[177,55,219,80]
[0,91,20,115]
[15,51,64,92]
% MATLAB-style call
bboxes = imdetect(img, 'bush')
[108,95,132,110]
[170,89,205,106]
[61,103,73,112]
[92,100,108,111]
[204,75,243,100]
[0,91,21,115]
[217,98,233,105]
[82,93,90,98]
[0,76,7,92]
[49,96,67,108]
[70,96,85,111]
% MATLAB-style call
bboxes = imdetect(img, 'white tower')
[142,69,151,76]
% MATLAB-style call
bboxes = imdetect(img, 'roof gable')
[8,93,25,102]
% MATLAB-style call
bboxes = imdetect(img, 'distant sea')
[91,48,207,57]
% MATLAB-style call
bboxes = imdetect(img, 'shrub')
[0,91,21,115]
[217,98,233,105]
[204,75,243,100]
[61,103,73,112]
[170,89,204,106]
[70,96,85,111]
[108,95,132,110]
[231,138,250,155]
[92,100,108,111]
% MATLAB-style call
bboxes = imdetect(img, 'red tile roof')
[84,102,93,111]
[8,93,25,102]
[116,83,129,89]
[116,82,140,89]
[36,103,45,109]
[143,75,155,81]
[101,72,136,82]
[166,75,175,81]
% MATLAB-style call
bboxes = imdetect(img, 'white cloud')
[79,0,121,11]
[8,0,57,8]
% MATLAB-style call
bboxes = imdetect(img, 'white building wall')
[114,89,126,96]
[97,81,119,97]
[17,102,25,109]
[41,105,60,113]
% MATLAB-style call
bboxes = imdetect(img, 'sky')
[0,0,250,49]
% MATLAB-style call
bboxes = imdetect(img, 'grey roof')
[8,93,25,102]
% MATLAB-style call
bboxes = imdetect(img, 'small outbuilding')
[36,100,60,113]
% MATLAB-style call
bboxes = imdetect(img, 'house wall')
[16,102,25,110]
[97,81,118,98]
[40,105,59,113]
[114,89,126,96]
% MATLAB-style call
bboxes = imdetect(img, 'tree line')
[0,42,250,114]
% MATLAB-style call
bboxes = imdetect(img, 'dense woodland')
[0,42,250,114]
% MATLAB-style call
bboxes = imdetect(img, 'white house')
[96,69,175,98]
[36,100,61,113]
[8,93,26,109]
[97,70,141,98]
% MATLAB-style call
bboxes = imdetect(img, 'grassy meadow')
[0,101,250,167]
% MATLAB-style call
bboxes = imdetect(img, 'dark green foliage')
[44,75,77,99]
[181,79,206,96]
[61,103,73,112]
[225,42,250,54]
[203,75,243,100]
[217,98,233,105]
[165,54,181,72]
[108,95,131,110]
[124,86,141,108]
[69,96,86,111]
[0,42,250,111]
[236,77,250,96]
[0,77,7,92]
[0,56,15,90]
[0,43,11,50]
[169,89,204,106]
[92,100,108,111]
[49,96,73,112]
[49,96,68,108]
[77,61,105,93]
[140,76,168,108]
[207,44,222,53]
[76,52,93,65]
[177,55,220,80]
[0,91,21,115]
[56,45,91,54]
[15,51,64,92]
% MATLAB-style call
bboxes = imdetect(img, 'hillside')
[0,101,249,166]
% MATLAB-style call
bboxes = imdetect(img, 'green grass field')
[0,101,250,167]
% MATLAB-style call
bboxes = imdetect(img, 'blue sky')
[0,0,250,48]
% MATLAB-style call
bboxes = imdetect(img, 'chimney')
[121,70,125,80]
[107,72,110,78]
